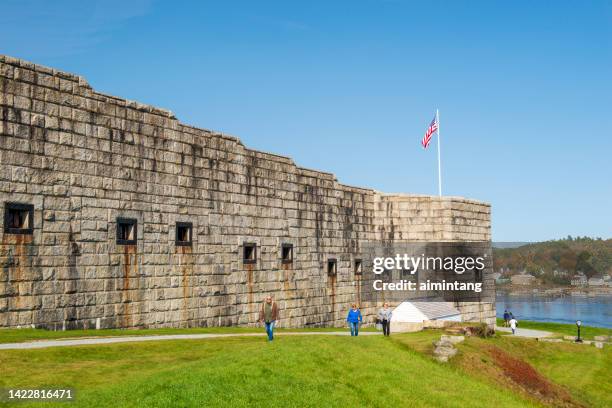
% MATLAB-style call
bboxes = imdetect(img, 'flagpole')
[436,109,442,196]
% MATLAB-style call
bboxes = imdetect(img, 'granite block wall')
[0,55,494,329]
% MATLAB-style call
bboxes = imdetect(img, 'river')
[496,292,612,328]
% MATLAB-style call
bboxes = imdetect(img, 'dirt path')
[0,331,380,350]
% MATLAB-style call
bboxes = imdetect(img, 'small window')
[327,258,337,276]
[116,218,137,245]
[176,222,193,246]
[243,242,257,264]
[475,269,483,283]
[4,202,34,235]
[281,243,293,264]
[354,259,362,275]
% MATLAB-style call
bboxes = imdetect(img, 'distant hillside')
[492,242,531,249]
[493,237,612,285]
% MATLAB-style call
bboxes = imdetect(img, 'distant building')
[588,277,605,287]
[511,274,536,285]
[571,274,588,287]
[495,276,511,284]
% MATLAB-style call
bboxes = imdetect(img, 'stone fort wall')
[0,55,493,329]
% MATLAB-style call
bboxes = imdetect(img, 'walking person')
[259,295,280,341]
[503,310,510,327]
[346,303,363,336]
[378,302,393,336]
[509,316,518,335]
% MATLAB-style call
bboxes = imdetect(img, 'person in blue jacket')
[503,310,510,327]
[346,303,363,336]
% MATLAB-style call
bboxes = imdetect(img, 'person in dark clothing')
[346,303,363,336]
[258,295,280,341]
[378,302,393,336]
[503,310,510,327]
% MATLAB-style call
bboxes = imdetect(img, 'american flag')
[421,114,438,149]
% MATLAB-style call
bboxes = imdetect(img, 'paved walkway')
[1,327,556,350]
[495,326,554,338]
[0,331,380,350]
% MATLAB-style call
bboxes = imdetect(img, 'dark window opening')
[116,218,137,245]
[4,203,34,235]
[475,269,483,283]
[281,243,293,264]
[243,242,257,264]
[327,258,337,276]
[354,259,362,275]
[176,222,193,246]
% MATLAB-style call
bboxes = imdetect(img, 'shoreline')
[495,316,612,330]
[496,286,612,297]
[494,318,612,336]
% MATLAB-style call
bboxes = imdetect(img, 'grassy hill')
[493,237,612,284]
[0,326,610,407]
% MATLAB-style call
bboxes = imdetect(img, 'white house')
[511,274,536,285]
[588,277,605,286]
[571,274,588,286]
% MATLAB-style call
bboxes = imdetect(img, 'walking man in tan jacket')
[259,295,280,341]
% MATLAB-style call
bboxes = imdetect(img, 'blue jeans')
[265,321,275,341]
[349,322,360,336]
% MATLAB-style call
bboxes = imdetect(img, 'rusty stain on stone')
[177,245,193,326]
[356,275,362,306]
[122,245,136,328]
[1,234,32,316]
[329,273,336,320]
[282,262,293,297]
[246,263,254,314]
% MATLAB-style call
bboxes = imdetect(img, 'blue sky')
[1,0,610,241]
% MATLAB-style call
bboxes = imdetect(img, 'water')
[496,292,612,328]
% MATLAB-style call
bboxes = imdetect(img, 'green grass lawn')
[495,318,612,339]
[0,333,536,408]
[457,334,609,408]
[1,324,610,407]
[492,336,611,408]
